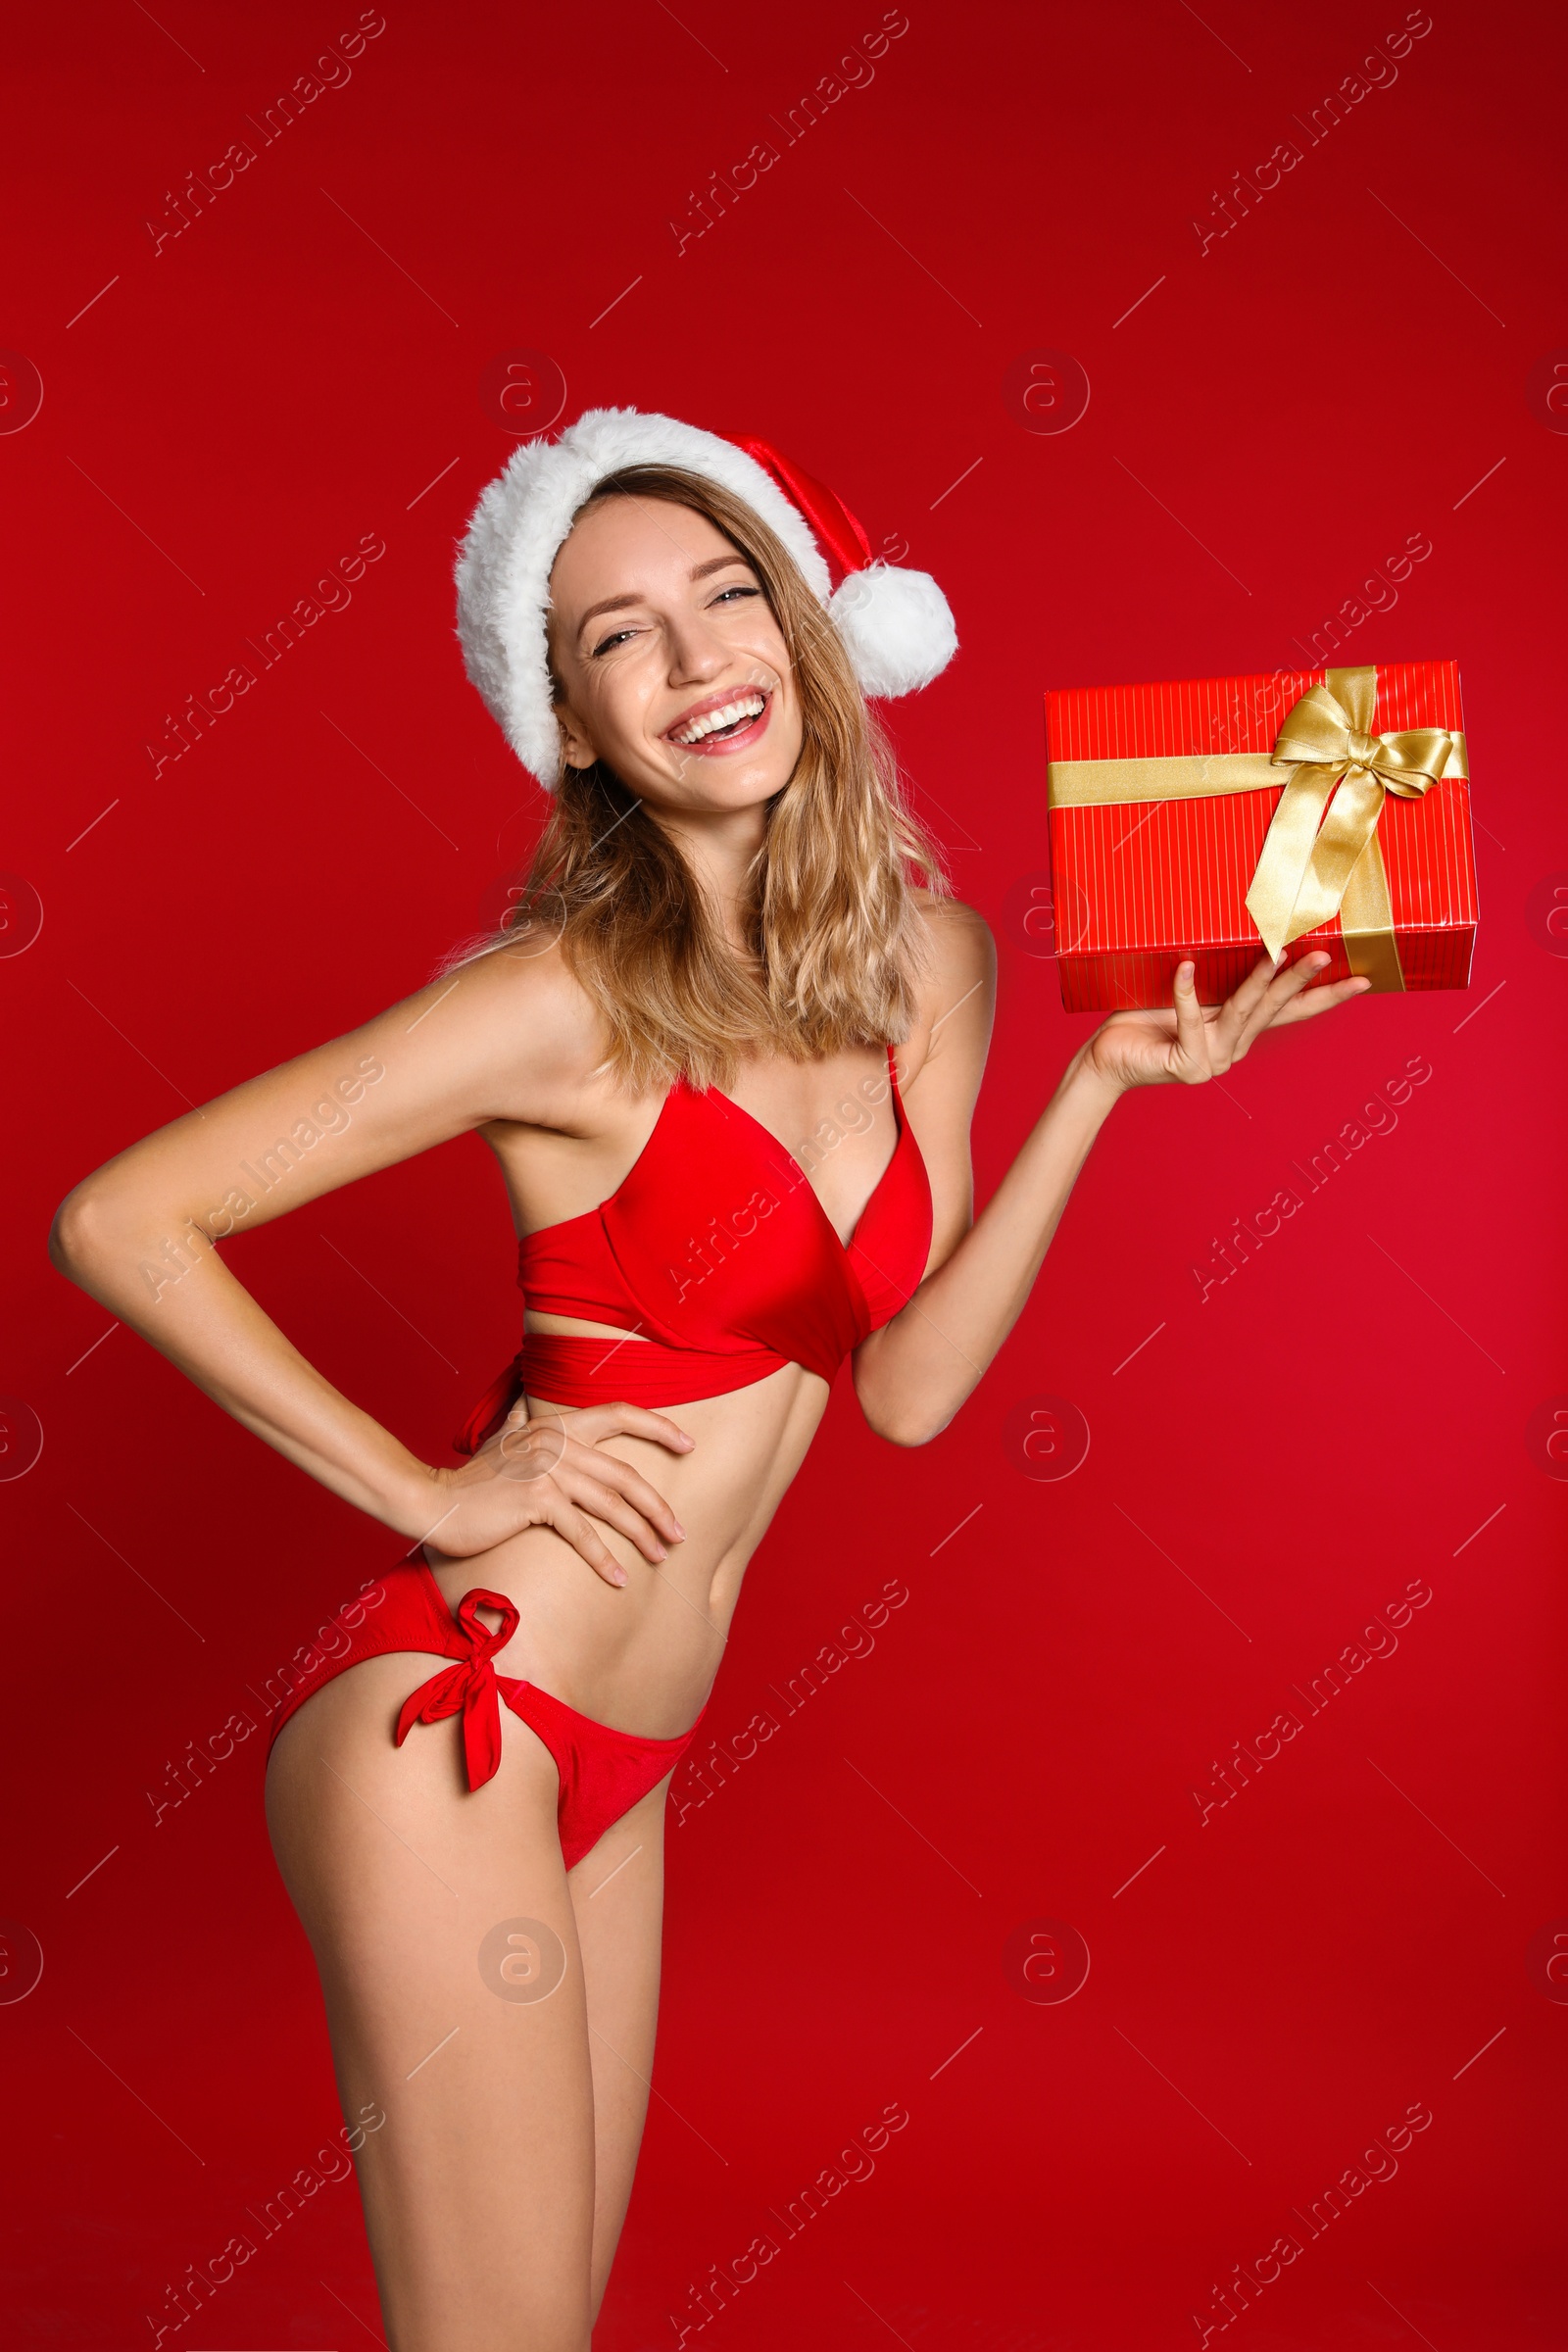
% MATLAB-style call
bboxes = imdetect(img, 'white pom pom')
[828,564,958,698]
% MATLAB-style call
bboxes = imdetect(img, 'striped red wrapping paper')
[1043,662,1478,1013]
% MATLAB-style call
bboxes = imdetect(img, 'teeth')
[671,693,765,745]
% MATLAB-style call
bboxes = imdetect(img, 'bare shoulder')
[904,892,997,1084]
[890,894,994,1247]
[910,888,996,978]
[416,933,616,1128]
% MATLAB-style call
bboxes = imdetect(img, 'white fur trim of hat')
[453,405,958,789]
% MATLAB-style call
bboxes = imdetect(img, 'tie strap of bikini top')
[394,1587,520,1790]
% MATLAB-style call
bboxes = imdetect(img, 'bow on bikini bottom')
[265,1556,705,1872]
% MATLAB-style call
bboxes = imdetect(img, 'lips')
[663,686,772,757]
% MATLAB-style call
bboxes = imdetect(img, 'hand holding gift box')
[1044,662,1477,1012]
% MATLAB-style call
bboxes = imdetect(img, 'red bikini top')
[455,1044,932,1448]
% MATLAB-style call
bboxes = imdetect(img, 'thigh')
[265,1651,596,2352]
[568,1776,672,2319]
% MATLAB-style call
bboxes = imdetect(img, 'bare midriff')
[420,1310,830,1740]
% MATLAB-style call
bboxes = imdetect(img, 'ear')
[555,701,597,773]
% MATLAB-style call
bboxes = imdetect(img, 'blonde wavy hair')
[443,464,947,1093]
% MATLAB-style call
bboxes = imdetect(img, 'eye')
[710,585,761,606]
[590,626,639,657]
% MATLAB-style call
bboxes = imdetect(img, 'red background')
[3,0,1565,2344]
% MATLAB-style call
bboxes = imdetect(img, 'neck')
[650,799,769,954]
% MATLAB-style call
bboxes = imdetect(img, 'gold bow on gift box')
[1245,666,1458,966]
[1046,663,1467,991]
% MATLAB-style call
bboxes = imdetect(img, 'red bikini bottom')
[265,1554,706,1872]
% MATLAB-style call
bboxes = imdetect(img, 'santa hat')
[453,406,958,790]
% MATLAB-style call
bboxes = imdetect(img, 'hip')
[424,1368,830,1724]
[420,1513,732,1739]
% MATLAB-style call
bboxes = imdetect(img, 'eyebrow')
[575,553,755,635]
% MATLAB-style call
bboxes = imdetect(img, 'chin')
[667,759,789,813]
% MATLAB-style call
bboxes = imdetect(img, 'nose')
[662,605,730,686]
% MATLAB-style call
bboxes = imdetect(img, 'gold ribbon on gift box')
[1047,664,1467,990]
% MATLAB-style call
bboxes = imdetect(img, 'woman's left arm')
[853,907,1370,1446]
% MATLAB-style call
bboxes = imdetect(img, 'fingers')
[1214,951,1285,1043]
[1217,948,1373,1061]
[1170,961,1212,1078]
[479,1398,692,1576]
[553,1470,676,1563]
[1209,949,1298,1056]
[1248,952,1371,1033]
[562,1444,686,1545]
[549,1499,631,1587]
[573,1401,695,1454]
[1225,949,1328,1055]
[1268,970,1374,1023]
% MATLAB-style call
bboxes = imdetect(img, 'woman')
[50,408,1370,2350]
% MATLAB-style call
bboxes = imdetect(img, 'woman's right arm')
[47,944,690,1581]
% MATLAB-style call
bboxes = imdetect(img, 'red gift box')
[1043,661,1478,1012]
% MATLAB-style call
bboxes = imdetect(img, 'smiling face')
[545,491,806,816]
